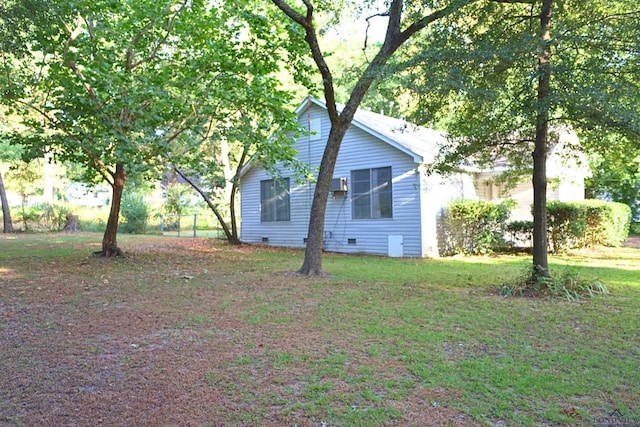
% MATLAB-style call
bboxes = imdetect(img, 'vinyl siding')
[240,105,326,248]
[323,124,422,257]
[240,103,427,256]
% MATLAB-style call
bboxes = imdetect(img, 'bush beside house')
[442,199,631,255]
[441,200,512,255]
[547,200,631,252]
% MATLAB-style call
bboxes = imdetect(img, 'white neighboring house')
[64,183,111,207]
[239,97,588,257]
[472,127,591,221]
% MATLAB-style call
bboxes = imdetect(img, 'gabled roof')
[299,97,446,164]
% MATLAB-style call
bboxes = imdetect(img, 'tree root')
[93,247,125,257]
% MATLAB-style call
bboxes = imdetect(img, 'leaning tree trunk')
[0,171,13,233]
[100,164,126,257]
[172,165,237,244]
[531,0,553,281]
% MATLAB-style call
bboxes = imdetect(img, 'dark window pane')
[351,167,392,219]
[260,178,290,222]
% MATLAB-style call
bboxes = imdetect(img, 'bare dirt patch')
[623,234,640,248]
[1,236,475,426]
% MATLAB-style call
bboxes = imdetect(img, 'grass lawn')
[1,233,638,426]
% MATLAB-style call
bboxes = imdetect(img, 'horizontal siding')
[240,104,325,247]
[241,103,425,257]
[421,173,472,257]
[240,166,311,248]
[324,122,423,257]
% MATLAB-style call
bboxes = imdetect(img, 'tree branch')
[271,0,339,121]
[559,9,640,39]
[64,13,100,102]
[127,0,188,71]
[172,164,234,242]
[364,12,389,54]
[12,98,114,185]
[489,0,534,3]
[398,0,478,47]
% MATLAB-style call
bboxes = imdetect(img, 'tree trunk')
[298,123,350,275]
[228,181,241,245]
[274,0,475,275]
[229,147,248,245]
[531,0,553,281]
[0,171,13,233]
[100,164,126,257]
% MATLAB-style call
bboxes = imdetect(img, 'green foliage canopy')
[395,0,639,170]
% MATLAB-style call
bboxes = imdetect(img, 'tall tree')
[532,0,553,278]
[1,0,60,233]
[2,0,304,255]
[169,103,305,245]
[272,0,481,275]
[164,4,309,245]
[397,0,639,281]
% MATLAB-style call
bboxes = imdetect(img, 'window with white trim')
[260,178,290,222]
[351,167,392,219]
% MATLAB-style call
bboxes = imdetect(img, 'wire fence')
[152,213,228,239]
[0,208,230,238]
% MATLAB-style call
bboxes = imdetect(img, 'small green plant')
[14,203,70,232]
[120,192,148,234]
[501,267,609,300]
[164,183,192,216]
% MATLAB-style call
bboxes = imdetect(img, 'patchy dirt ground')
[623,234,640,248]
[1,236,476,426]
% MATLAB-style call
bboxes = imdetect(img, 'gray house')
[239,97,587,257]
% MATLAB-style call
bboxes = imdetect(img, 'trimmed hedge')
[546,201,587,253]
[506,220,534,247]
[546,200,631,253]
[582,200,631,247]
[443,199,631,255]
[442,200,511,255]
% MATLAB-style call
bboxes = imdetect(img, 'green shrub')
[581,200,631,247]
[40,204,71,231]
[631,222,640,235]
[501,268,609,301]
[164,183,192,216]
[443,200,511,255]
[120,192,148,234]
[546,201,587,253]
[14,203,70,232]
[546,200,631,252]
